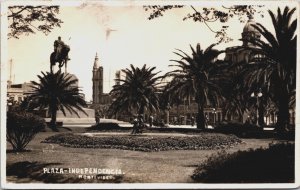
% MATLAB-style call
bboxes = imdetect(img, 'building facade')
[92,53,103,106]
[7,81,33,105]
[92,53,112,113]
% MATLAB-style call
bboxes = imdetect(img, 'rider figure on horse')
[54,36,70,61]
[54,36,64,59]
[51,36,70,73]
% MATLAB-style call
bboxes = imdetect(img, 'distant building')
[7,81,33,105]
[92,53,103,105]
[224,17,264,64]
[115,70,127,86]
[115,70,121,86]
[92,53,112,112]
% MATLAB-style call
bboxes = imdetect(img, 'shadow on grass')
[7,161,82,183]
[43,126,73,132]
[6,149,32,153]
[183,164,201,168]
[7,161,124,183]
[191,143,295,183]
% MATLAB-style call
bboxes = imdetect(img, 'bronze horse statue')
[50,44,70,73]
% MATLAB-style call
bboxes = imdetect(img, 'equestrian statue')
[50,36,70,73]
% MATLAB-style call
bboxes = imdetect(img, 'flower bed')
[42,133,242,152]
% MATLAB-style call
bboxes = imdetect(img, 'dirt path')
[6,132,279,183]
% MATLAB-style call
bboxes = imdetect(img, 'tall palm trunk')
[50,107,58,131]
[258,96,265,126]
[258,102,265,126]
[138,105,145,120]
[276,85,290,132]
[196,102,205,129]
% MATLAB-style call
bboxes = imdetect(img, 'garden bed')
[42,133,242,152]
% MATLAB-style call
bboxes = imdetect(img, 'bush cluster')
[87,123,130,132]
[191,142,295,183]
[7,111,46,151]
[42,133,241,152]
[214,122,263,137]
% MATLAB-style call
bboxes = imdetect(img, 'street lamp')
[212,108,216,126]
[251,89,263,127]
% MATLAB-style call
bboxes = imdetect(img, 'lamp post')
[166,103,170,126]
[251,89,263,127]
[212,108,216,126]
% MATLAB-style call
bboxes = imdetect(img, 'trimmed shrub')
[192,142,295,183]
[87,122,131,132]
[214,122,263,138]
[7,111,46,151]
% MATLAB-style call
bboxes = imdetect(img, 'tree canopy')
[165,43,224,129]
[144,5,264,43]
[27,71,87,130]
[243,6,297,131]
[8,6,63,39]
[109,64,161,116]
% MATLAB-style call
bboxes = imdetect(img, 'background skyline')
[7,2,292,101]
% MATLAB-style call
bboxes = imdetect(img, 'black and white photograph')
[0,0,299,189]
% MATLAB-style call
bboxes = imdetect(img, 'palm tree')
[27,71,87,131]
[244,6,297,131]
[166,43,224,129]
[108,64,161,118]
[214,59,248,122]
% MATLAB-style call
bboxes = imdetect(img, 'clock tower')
[92,53,103,106]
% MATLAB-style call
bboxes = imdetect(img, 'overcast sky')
[6,1,296,101]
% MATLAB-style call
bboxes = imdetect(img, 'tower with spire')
[92,53,103,106]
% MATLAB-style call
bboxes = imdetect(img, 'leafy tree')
[8,6,63,39]
[244,6,297,131]
[205,58,246,122]
[220,60,264,124]
[144,5,264,43]
[109,64,161,117]
[7,111,46,151]
[27,71,87,131]
[166,43,224,129]
[161,78,187,121]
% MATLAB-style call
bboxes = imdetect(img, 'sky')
[6,1,297,102]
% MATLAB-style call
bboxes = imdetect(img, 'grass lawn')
[6,128,283,183]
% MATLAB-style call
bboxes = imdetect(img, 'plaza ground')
[6,125,281,183]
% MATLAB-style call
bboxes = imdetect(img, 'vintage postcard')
[1,0,299,189]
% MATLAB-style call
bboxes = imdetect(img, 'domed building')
[222,17,278,125]
[224,17,264,64]
[241,17,261,47]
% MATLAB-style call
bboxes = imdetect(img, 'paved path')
[52,118,214,129]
